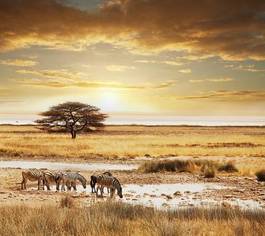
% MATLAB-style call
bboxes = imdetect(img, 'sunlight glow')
[98,89,121,112]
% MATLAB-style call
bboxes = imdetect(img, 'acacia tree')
[35,102,107,139]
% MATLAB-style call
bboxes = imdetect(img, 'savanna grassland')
[1,124,265,175]
[1,125,265,236]
[0,125,264,159]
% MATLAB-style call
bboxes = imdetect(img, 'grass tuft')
[218,161,238,173]
[138,160,197,173]
[204,166,216,178]
[60,195,75,208]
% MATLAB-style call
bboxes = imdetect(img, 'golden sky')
[0,0,265,123]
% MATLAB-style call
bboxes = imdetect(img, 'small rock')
[173,191,182,196]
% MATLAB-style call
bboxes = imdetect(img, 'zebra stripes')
[21,169,87,191]
[95,175,123,198]
[20,169,123,199]
[60,172,87,191]
[21,169,45,190]
[90,171,112,193]
[43,170,63,191]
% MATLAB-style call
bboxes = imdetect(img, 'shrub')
[256,169,265,182]
[139,159,239,175]
[218,161,238,173]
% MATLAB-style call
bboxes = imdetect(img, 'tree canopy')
[35,102,107,138]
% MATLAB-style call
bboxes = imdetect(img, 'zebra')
[61,172,87,191]
[42,170,64,191]
[21,169,45,190]
[90,171,112,193]
[96,175,123,198]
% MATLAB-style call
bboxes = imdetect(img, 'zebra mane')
[114,177,122,190]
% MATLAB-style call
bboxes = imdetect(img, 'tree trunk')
[71,130,77,139]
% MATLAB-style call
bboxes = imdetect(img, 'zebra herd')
[20,169,123,198]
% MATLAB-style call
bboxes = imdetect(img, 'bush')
[218,161,238,173]
[256,169,265,182]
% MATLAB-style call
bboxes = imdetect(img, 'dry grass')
[0,201,264,236]
[0,125,264,160]
[60,195,75,208]
[218,161,238,173]
[138,159,198,173]
[138,159,238,175]
[203,166,216,178]
[0,125,265,175]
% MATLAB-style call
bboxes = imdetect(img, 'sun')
[98,89,121,112]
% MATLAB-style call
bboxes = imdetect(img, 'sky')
[0,0,265,124]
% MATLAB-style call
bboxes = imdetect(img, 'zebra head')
[117,186,123,198]
[77,173,87,189]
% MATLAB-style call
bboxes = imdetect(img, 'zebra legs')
[21,177,27,190]
[61,180,66,191]
[37,178,43,190]
[72,181,77,191]
[55,180,60,191]
[43,179,51,190]
[110,188,115,198]
[96,185,103,197]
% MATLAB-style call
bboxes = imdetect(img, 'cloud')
[0,99,21,104]
[235,64,265,72]
[163,61,184,66]
[14,77,176,90]
[189,77,233,83]
[189,80,205,83]
[0,58,38,67]
[106,65,135,72]
[135,60,183,66]
[0,0,264,60]
[176,90,265,101]
[179,69,192,74]
[176,54,215,61]
[16,69,84,81]
[0,88,21,104]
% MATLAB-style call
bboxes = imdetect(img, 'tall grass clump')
[138,160,196,173]
[138,159,219,173]
[60,195,75,208]
[218,161,238,173]
[256,169,265,182]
